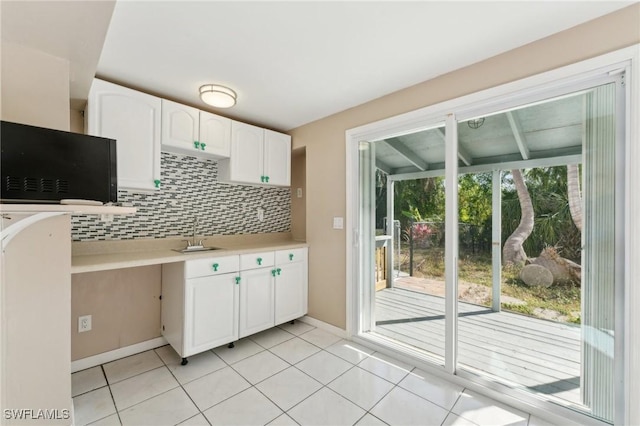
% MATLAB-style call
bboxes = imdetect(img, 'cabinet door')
[161,99,199,153]
[87,79,161,191]
[184,274,239,357]
[230,121,264,184]
[200,111,231,158]
[239,268,274,338]
[275,261,308,325]
[263,130,291,186]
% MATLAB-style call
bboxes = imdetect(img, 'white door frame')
[345,44,639,426]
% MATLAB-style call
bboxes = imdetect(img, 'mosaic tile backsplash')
[71,152,291,241]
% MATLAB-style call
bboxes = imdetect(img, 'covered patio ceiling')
[373,92,585,178]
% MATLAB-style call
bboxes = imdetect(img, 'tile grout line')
[92,343,376,425]
[82,330,528,426]
[102,364,123,426]
[153,347,214,426]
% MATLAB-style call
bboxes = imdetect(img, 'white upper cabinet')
[161,100,199,151]
[264,129,291,186]
[87,79,162,191]
[199,110,231,158]
[227,121,264,184]
[218,121,291,186]
[161,99,231,159]
[88,79,286,188]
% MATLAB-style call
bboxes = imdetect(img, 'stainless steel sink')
[173,220,222,253]
[172,246,222,253]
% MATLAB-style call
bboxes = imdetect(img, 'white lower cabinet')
[185,274,238,356]
[275,248,308,324]
[239,268,275,338]
[239,251,276,338]
[161,247,307,362]
[161,255,240,361]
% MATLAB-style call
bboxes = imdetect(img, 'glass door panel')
[455,82,619,422]
[361,124,448,365]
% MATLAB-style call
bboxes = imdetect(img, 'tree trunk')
[567,164,582,232]
[503,169,534,265]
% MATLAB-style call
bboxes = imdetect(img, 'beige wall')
[1,41,70,131]
[290,4,640,329]
[291,148,307,241]
[70,108,84,133]
[71,266,162,361]
[2,215,72,424]
[1,40,74,423]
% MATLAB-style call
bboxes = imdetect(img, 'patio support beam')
[506,111,530,160]
[438,128,473,166]
[382,138,429,171]
[389,153,582,182]
[444,113,459,374]
[386,178,395,289]
[492,170,502,312]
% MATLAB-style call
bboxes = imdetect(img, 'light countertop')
[72,233,307,274]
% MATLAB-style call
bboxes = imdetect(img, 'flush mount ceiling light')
[199,84,237,108]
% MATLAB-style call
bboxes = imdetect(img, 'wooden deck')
[374,287,582,404]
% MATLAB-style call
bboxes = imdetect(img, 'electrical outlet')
[257,208,264,222]
[78,315,92,333]
[296,188,303,198]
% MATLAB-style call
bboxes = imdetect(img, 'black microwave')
[1,120,118,204]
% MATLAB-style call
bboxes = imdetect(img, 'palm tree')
[503,169,534,265]
[567,164,582,232]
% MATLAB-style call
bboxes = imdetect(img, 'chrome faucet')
[185,218,203,247]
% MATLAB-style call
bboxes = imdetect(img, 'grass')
[396,246,582,324]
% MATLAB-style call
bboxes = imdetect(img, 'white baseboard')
[298,315,349,339]
[71,319,346,373]
[71,337,168,373]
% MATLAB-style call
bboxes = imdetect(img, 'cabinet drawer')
[276,248,307,265]
[240,251,275,271]
[186,255,239,279]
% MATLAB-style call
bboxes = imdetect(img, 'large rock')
[519,264,554,288]
[531,247,581,285]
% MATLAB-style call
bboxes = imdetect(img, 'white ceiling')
[0,1,116,106]
[3,1,634,132]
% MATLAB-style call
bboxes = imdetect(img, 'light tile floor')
[72,322,554,426]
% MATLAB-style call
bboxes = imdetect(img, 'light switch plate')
[333,217,344,229]
[296,188,303,198]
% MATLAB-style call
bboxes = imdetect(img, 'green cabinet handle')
[212,263,219,271]
[194,141,200,149]
[260,176,265,183]
[265,176,270,183]
[289,253,294,261]
[271,269,277,277]
[257,257,262,265]
[154,179,161,188]
[200,143,206,150]
[235,276,241,285]
[277,268,282,276]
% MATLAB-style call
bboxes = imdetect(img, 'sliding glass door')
[355,72,625,423]
[359,123,449,366]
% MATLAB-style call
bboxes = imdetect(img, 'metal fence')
[404,220,491,276]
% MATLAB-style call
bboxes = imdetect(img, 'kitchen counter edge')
[72,241,309,274]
